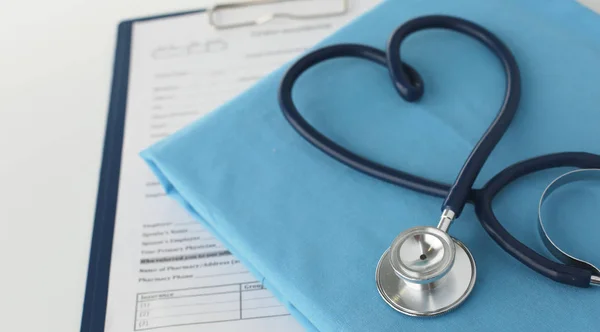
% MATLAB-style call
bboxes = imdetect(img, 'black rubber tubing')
[278,15,520,217]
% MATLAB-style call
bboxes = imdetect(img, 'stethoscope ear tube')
[538,168,600,286]
[475,152,600,287]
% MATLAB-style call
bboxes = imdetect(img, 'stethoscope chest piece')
[376,226,476,316]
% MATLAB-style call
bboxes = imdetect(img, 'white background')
[0,1,598,331]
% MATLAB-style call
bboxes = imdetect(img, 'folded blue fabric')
[142,0,600,330]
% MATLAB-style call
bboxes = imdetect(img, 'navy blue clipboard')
[81,9,205,332]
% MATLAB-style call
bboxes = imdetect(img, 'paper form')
[104,1,380,331]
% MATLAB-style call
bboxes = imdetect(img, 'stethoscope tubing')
[386,16,521,218]
[278,43,452,199]
[474,152,600,287]
[278,15,600,287]
[279,15,521,217]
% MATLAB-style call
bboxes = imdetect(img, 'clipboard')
[80,2,352,331]
[80,8,206,332]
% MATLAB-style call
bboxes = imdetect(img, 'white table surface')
[0,1,599,331]
[0,1,211,331]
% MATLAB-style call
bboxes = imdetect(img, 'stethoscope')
[278,15,600,316]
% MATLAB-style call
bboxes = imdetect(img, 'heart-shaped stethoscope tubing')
[278,14,600,315]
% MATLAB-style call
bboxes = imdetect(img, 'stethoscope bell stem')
[376,210,477,316]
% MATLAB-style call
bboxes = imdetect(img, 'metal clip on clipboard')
[208,0,350,30]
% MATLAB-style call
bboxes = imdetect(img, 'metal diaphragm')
[376,226,476,316]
